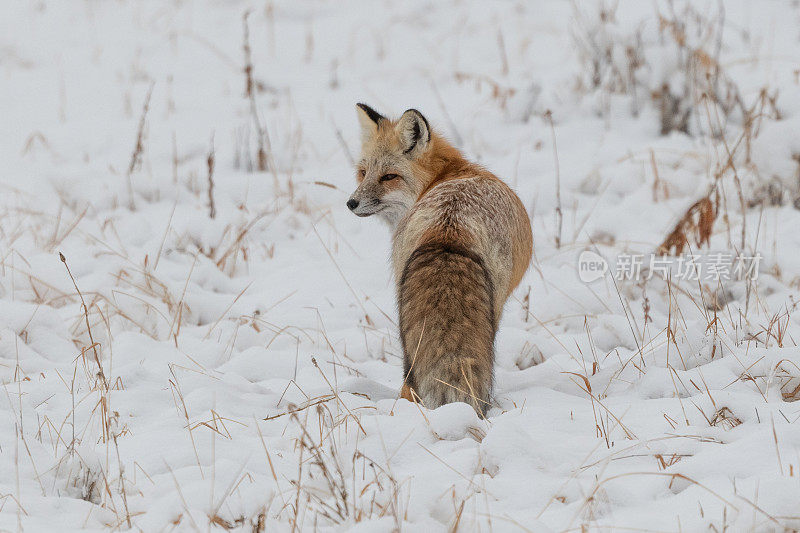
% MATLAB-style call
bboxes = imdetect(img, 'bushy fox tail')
[398,242,495,416]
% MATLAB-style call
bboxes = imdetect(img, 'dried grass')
[657,196,716,255]
[572,0,749,137]
[242,11,270,173]
[125,83,155,211]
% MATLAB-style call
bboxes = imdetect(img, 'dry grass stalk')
[544,110,563,249]
[709,407,742,430]
[650,149,668,202]
[657,196,716,255]
[242,11,270,173]
[207,135,216,219]
[22,131,59,160]
[58,253,133,526]
[48,205,88,252]
[111,416,132,528]
[453,72,516,109]
[654,453,685,470]
[253,509,266,532]
[215,205,277,272]
[171,131,178,184]
[167,365,204,479]
[125,82,155,211]
[772,358,800,404]
[243,11,255,99]
[496,28,509,76]
[59,252,106,389]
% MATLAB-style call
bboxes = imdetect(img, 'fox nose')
[347,198,359,211]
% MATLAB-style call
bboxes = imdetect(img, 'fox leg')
[400,383,414,402]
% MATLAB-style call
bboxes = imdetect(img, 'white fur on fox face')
[347,180,414,223]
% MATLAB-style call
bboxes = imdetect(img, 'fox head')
[347,103,431,226]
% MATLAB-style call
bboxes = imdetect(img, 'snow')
[3,0,800,531]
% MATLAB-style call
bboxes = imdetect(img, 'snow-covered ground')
[3,0,800,531]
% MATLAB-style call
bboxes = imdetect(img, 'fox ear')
[395,109,431,157]
[356,103,385,143]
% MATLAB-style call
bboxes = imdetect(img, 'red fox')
[347,103,533,415]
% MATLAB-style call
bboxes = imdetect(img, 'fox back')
[348,104,532,415]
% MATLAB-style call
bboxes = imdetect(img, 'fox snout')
[346,193,382,217]
[347,179,386,217]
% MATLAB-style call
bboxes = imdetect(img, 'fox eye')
[380,173,400,182]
